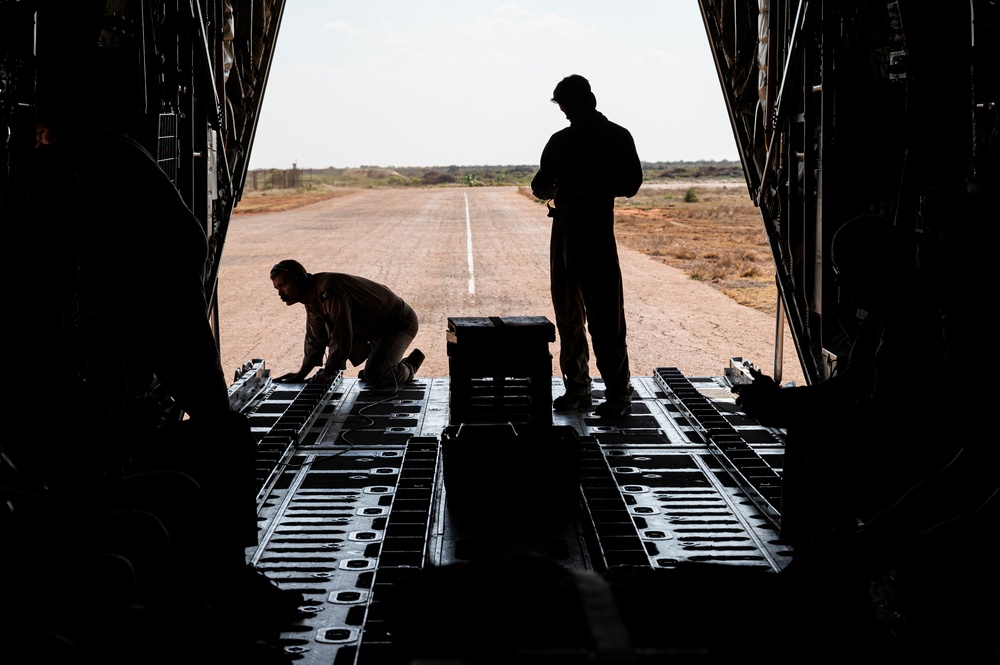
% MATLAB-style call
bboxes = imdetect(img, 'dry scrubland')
[234,180,777,316]
[610,185,777,314]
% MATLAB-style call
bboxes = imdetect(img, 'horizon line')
[248,158,743,171]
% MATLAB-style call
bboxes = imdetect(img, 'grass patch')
[234,185,358,215]
[612,185,778,314]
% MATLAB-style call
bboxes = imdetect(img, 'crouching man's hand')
[309,367,338,384]
[274,371,306,383]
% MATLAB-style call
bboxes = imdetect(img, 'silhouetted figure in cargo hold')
[531,74,643,418]
[733,214,952,539]
[735,213,997,661]
[11,119,304,638]
[270,259,424,387]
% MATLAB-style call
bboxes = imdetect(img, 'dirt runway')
[217,187,806,387]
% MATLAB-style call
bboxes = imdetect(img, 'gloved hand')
[308,367,338,384]
[274,371,307,383]
[731,367,785,425]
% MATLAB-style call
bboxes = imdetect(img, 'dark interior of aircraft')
[2,1,997,663]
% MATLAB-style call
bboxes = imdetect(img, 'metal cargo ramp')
[231,358,792,664]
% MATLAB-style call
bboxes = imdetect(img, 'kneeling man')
[269,259,423,387]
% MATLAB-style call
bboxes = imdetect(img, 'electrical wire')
[272,353,403,471]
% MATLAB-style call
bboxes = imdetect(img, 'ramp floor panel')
[238,369,790,664]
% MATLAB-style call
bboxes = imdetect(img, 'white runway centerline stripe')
[465,192,475,294]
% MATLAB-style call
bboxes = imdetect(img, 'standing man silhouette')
[531,74,643,417]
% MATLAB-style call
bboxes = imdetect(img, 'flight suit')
[302,272,419,386]
[531,110,643,400]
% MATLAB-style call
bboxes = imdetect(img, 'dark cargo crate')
[441,422,581,529]
[447,316,555,426]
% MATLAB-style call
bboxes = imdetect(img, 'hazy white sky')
[248,1,740,169]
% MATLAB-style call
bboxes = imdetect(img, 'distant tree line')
[245,160,743,191]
